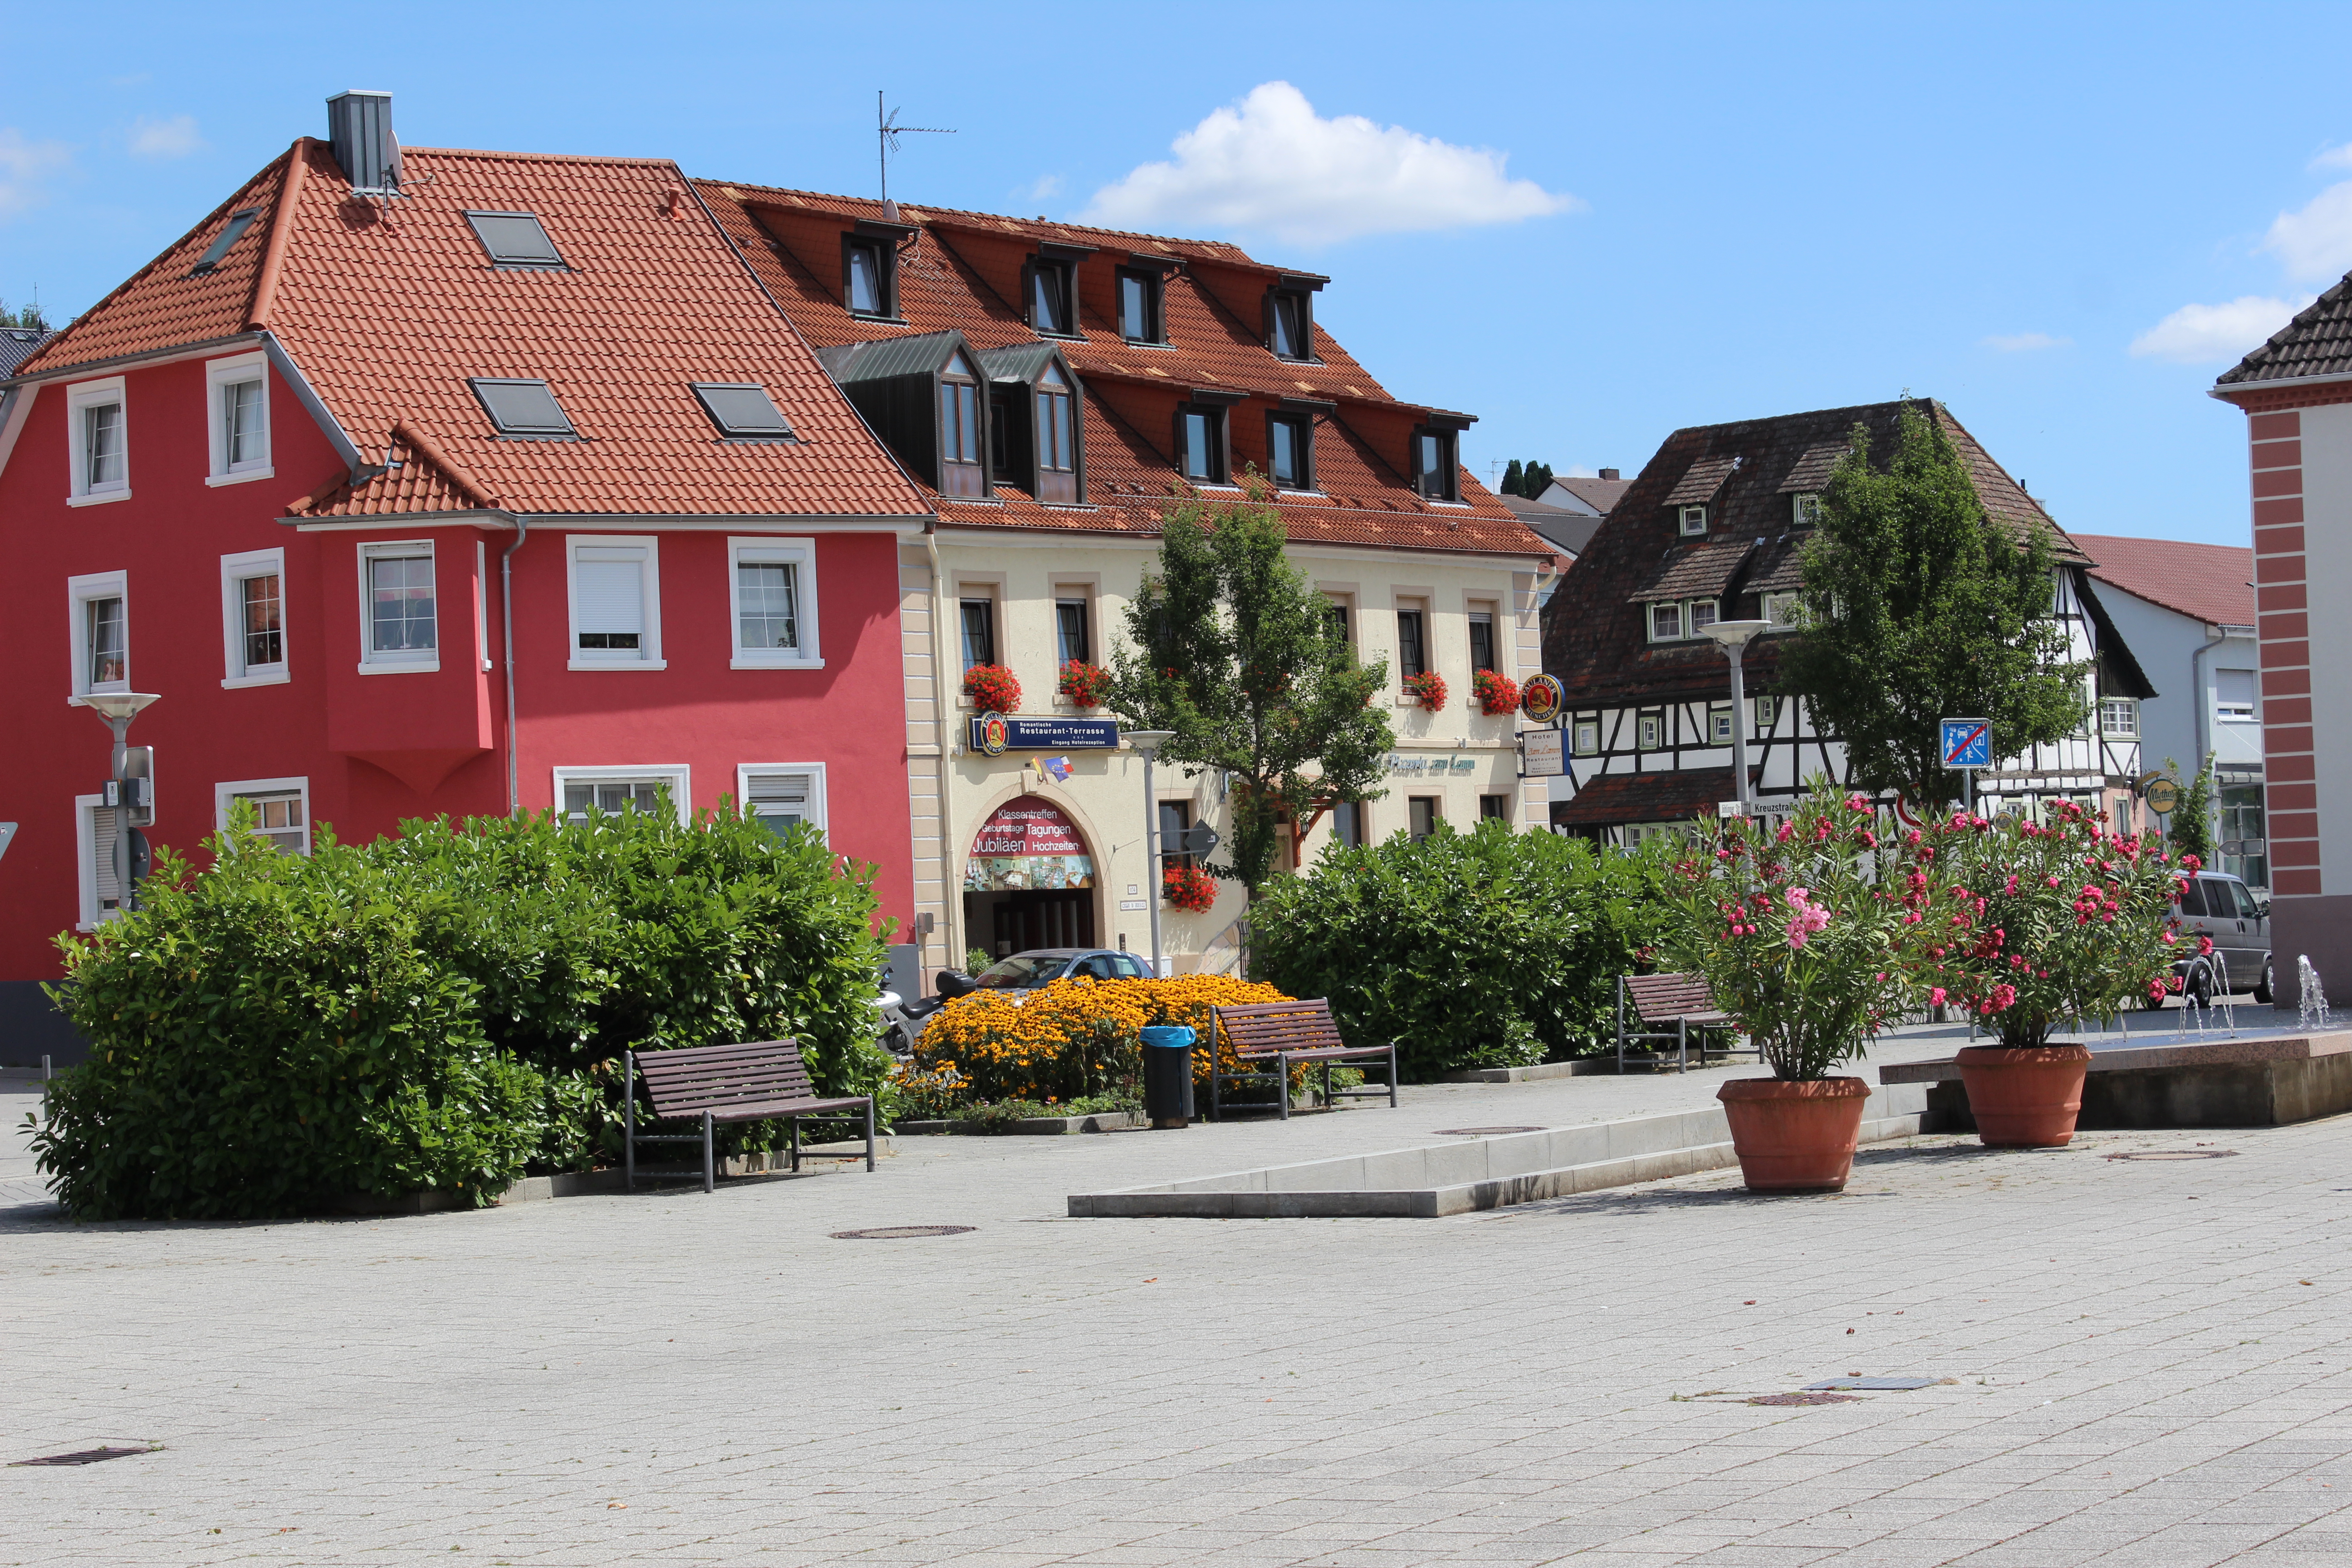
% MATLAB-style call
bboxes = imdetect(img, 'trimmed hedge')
[32,802,892,1220]
[1248,821,1674,1079]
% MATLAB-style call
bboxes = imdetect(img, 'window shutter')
[745,770,817,834]
[91,805,122,909]
[574,550,645,635]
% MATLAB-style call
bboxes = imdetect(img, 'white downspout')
[502,516,530,815]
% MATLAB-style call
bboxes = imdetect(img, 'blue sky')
[5,1,2349,547]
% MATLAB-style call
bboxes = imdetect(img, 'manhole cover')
[829,1225,975,1240]
[10,1447,154,1467]
[1435,1126,1544,1136]
[1749,1392,1860,1406]
[2103,1150,2239,1161]
[1805,1377,1943,1391]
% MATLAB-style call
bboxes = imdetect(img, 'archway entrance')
[964,794,1097,958]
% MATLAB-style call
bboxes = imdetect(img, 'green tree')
[1108,490,1394,899]
[1500,458,1524,496]
[1524,461,1553,498]
[2,297,50,331]
[1775,403,2091,810]
[2165,753,2215,861]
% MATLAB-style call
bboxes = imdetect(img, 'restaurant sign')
[1383,753,1480,776]
[966,795,1096,892]
[970,715,1122,756]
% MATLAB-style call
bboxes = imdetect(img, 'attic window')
[1029,258,1077,337]
[189,209,260,276]
[845,236,895,318]
[691,382,794,441]
[465,211,566,269]
[1411,427,1458,502]
[470,377,576,437]
[1118,267,1165,343]
[1678,505,1708,537]
[1792,492,1822,527]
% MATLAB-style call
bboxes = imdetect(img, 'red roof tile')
[2073,533,2256,628]
[20,142,928,522]
[695,180,1548,562]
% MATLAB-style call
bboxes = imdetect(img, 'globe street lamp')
[69,691,161,916]
[1124,730,1176,977]
[1697,621,1769,815]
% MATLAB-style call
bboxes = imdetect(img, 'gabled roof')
[2072,533,2256,629]
[2215,272,2352,387]
[1553,766,1754,828]
[0,327,56,378]
[15,142,927,522]
[1543,398,2087,707]
[1503,496,1601,559]
[693,179,1547,561]
[1541,474,1631,515]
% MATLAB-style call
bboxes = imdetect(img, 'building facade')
[2211,274,2352,994]
[689,181,1553,975]
[0,98,930,1059]
[2073,534,2264,887]
[1540,400,2149,839]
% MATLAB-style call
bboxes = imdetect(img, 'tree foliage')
[1775,404,2091,810]
[1523,461,1553,498]
[1500,458,1525,496]
[1107,491,1394,898]
[2165,753,2216,862]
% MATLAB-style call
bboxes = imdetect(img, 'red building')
[0,95,928,1060]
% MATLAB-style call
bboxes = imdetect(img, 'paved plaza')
[3,1034,2348,1567]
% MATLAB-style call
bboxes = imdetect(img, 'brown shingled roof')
[1544,398,2085,708]
[2214,272,2352,387]
[1552,767,1754,828]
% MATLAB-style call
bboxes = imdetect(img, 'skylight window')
[190,210,260,276]
[469,378,576,437]
[464,211,565,268]
[691,382,794,440]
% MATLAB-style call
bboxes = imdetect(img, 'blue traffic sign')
[1940,718,1992,769]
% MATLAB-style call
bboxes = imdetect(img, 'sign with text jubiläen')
[966,794,1094,892]
[970,715,1122,755]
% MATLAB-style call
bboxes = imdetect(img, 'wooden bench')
[623,1040,874,1193]
[1615,973,1752,1073]
[1208,999,1399,1121]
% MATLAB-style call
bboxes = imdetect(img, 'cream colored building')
[897,532,1555,979]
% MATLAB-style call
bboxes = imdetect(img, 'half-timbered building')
[1540,399,2152,841]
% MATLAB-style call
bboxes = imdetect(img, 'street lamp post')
[70,691,161,916]
[1698,621,1770,814]
[1124,730,1175,978]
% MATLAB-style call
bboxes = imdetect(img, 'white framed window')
[1709,703,1735,743]
[1792,492,1822,527]
[204,351,272,485]
[553,765,690,825]
[1649,601,1683,642]
[1571,717,1600,755]
[1687,599,1719,635]
[1678,504,1707,536]
[1755,694,1779,731]
[728,536,822,669]
[2215,670,2258,722]
[358,541,438,671]
[566,535,665,669]
[74,793,126,930]
[65,376,130,505]
[1764,591,1807,627]
[2099,697,2139,737]
[215,776,310,855]
[220,547,289,687]
[1638,710,1664,750]
[67,569,130,696]
[736,763,828,838]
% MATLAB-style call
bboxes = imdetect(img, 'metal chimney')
[326,90,402,197]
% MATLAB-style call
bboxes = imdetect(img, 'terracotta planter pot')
[1955,1043,2091,1148]
[1716,1076,1872,1193]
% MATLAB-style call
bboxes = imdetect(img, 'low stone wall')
[1882,1031,2352,1130]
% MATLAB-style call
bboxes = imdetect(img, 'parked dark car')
[2172,871,2272,1005]
[895,948,1159,1039]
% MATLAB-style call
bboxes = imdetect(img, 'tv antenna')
[877,92,954,219]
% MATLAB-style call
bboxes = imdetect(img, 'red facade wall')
[0,351,914,992]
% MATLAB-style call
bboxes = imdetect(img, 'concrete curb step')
[336,1141,892,1215]
[1069,1084,1929,1219]
[898,1111,1144,1136]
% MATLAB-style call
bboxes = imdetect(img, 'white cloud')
[128,114,204,159]
[2310,143,2352,172]
[1080,82,1578,246]
[2261,179,2352,281]
[0,128,71,218]
[1010,174,1063,206]
[2129,296,2307,363]
[1983,332,2070,353]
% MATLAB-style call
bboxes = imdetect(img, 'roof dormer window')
[1034,362,1077,503]
[938,350,986,496]
[847,240,887,314]
[464,211,565,269]
[1411,427,1459,502]
[1269,292,1309,359]
[1118,266,1165,343]
[1792,491,1822,527]
[1679,505,1708,537]
[1030,259,1075,336]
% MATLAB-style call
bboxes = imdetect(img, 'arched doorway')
[964,794,1097,957]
